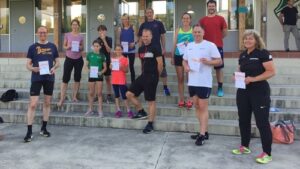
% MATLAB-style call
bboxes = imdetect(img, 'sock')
[148,121,153,126]
[163,85,168,89]
[27,125,32,134]
[218,82,223,89]
[41,121,47,131]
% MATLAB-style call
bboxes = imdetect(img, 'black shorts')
[30,81,54,96]
[214,47,224,70]
[174,55,183,66]
[113,84,127,99]
[62,57,84,83]
[189,86,211,99]
[128,74,159,101]
[103,56,111,76]
[88,75,104,82]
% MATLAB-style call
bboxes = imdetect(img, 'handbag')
[271,120,296,144]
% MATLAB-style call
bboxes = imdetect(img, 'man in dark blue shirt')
[138,8,171,96]
[24,26,60,143]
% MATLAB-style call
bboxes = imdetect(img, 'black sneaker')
[24,133,33,143]
[143,123,154,134]
[40,129,51,137]
[195,134,205,146]
[191,132,209,140]
[132,110,148,120]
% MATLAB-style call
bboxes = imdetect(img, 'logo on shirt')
[249,58,259,60]
[36,46,52,55]
[269,55,273,59]
[144,52,154,58]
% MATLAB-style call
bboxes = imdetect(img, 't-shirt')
[175,27,194,56]
[96,36,112,62]
[183,40,221,88]
[138,44,162,75]
[199,15,227,47]
[281,6,299,25]
[138,20,166,52]
[111,56,129,85]
[239,49,272,88]
[27,42,59,82]
[64,33,84,59]
[86,52,106,71]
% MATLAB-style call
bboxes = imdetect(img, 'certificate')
[235,72,246,89]
[189,57,201,72]
[121,41,129,53]
[176,42,186,55]
[38,61,50,75]
[111,59,120,71]
[90,66,98,78]
[71,41,80,52]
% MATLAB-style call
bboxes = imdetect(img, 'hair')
[92,40,100,46]
[145,7,154,13]
[97,25,107,31]
[242,30,266,50]
[182,12,192,19]
[121,13,131,28]
[71,19,80,26]
[142,28,152,35]
[115,44,123,50]
[192,24,204,30]
[37,26,48,33]
[207,0,217,6]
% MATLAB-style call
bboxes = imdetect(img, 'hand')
[129,42,135,49]
[98,71,102,76]
[245,76,256,84]
[100,33,106,40]
[184,65,190,73]
[200,58,210,65]
[170,58,174,65]
[50,67,56,75]
[31,67,40,73]
[162,48,166,55]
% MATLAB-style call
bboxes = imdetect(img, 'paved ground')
[0,123,299,169]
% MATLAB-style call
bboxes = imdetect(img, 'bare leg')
[175,66,184,102]
[58,83,68,106]
[86,82,95,115]
[148,101,156,122]
[43,95,52,122]
[27,96,39,125]
[126,91,143,111]
[96,81,103,114]
[72,82,80,102]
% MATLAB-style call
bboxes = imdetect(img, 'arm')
[245,61,276,84]
[222,28,228,38]
[116,27,121,45]
[171,28,179,65]
[50,58,60,75]
[156,56,163,75]
[279,13,284,25]
[63,35,70,50]
[129,26,138,49]
[102,38,112,53]
[182,59,190,73]
[79,37,84,51]
[161,34,166,55]
[100,62,107,75]
[26,58,39,73]
[200,57,222,66]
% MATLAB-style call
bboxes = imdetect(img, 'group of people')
[21,0,276,164]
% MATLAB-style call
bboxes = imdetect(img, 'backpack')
[0,89,18,102]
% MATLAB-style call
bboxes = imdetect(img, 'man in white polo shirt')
[182,25,222,146]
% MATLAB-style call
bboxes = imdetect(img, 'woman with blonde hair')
[232,30,276,164]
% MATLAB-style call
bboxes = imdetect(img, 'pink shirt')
[111,56,128,85]
[64,33,84,59]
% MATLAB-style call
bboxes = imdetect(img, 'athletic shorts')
[88,75,104,82]
[188,86,211,99]
[128,74,159,101]
[113,84,127,99]
[174,55,183,66]
[214,47,224,70]
[30,81,54,96]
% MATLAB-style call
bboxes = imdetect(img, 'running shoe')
[256,152,272,164]
[178,101,185,108]
[195,134,205,146]
[164,88,171,96]
[40,129,51,137]
[186,100,193,110]
[143,123,154,134]
[217,87,224,97]
[115,111,122,118]
[190,132,209,140]
[98,111,104,118]
[127,111,134,119]
[132,110,148,120]
[24,133,33,143]
[232,146,251,155]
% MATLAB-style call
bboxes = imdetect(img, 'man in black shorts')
[126,29,163,134]
[24,26,60,142]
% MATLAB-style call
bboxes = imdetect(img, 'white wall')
[267,0,298,50]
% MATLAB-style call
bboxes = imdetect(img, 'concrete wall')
[0,35,9,52]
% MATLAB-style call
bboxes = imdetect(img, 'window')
[217,0,254,30]
[0,0,9,34]
[151,0,174,31]
[62,0,87,33]
[35,0,54,33]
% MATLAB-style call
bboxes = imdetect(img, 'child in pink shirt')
[111,45,133,118]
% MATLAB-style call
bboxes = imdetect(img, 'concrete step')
[1,99,300,122]
[0,109,299,139]
[1,71,299,85]
[1,80,300,97]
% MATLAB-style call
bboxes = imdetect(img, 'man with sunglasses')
[24,26,60,142]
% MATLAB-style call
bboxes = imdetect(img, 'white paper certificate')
[176,42,186,55]
[71,41,80,52]
[38,61,50,75]
[90,66,98,78]
[111,59,120,71]
[189,57,201,72]
[121,41,129,53]
[235,72,246,89]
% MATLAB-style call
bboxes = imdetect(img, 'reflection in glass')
[35,0,54,33]
[62,0,87,33]
[0,0,9,34]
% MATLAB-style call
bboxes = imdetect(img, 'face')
[288,0,294,5]
[207,3,216,15]
[37,27,48,42]
[114,46,123,56]
[243,34,256,49]
[71,21,79,32]
[93,43,101,52]
[182,14,191,26]
[121,16,129,26]
[192,26,204,42]
[98,29,107,37]
[142,30,152,45]
[146,9,154,21]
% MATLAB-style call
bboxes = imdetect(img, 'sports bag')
[0,89,18,102]
[271,120,296,144]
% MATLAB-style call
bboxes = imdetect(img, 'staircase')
[0,57,299,138]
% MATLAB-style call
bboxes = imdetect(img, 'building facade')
[0,0,299,53]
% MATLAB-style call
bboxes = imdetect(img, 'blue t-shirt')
[138,20,166,53]
[27,42,59,82]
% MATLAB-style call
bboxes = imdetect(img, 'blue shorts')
[214,47,224,70]
[188,86,211,99]
[113,84,127,99]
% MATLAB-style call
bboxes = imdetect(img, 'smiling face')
[182,13,192,27]
[192,26,204,43]
[142,29,152,45]
[145,9,154,21]
[121,15,129,27]
[207,2,217,15]
[71,20,80,32]
[37,27,48,42]
[243,34,256,50]
[114,46,123,56]
[92,42,101,53]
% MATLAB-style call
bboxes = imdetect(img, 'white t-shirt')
[183,40,221,88]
